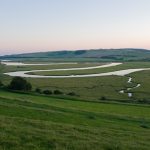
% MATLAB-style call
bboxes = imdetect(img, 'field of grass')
[0,90,150,150]
[129,70,150,101]
[0,61,150,149]
[1,62,150,103]
[0,63,128,101]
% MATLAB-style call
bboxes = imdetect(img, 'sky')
[0,0,150,55]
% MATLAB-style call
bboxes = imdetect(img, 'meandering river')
[1,61,78,66]
[3,62,150,78]
[119,77,141,98]
[3,61,150,98]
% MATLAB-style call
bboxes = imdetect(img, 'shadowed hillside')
[1,48,150,62]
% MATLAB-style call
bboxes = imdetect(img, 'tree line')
[0,76,76,96]
[0,77,32,91]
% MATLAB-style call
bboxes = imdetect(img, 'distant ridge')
[1,48,150,62]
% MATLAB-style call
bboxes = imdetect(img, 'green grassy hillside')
[0,90,150,150]
[0,60,150,149]
[1,48,150,62]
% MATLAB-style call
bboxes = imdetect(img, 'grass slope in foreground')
[0,90,150,150]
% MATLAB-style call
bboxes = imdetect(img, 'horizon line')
[0,47,150,57]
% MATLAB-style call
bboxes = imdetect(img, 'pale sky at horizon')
[0,0,150,55]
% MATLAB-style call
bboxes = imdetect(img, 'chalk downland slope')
[0,90,150,150]
[1,48,150,61]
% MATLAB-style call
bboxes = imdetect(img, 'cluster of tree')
[8,77,32,91]
[0,77,32,91]
[35,88,77,97]
[0,77,77,97]
[35,88,64,95]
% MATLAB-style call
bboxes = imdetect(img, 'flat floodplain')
[1,62,150,102]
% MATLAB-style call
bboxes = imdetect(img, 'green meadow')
[0,90,150,150]
[1,62,150,102]
[0,61,150,149]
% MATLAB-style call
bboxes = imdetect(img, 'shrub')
[0,81,3,87]
[54,90,63,95]
[8,77,32,91]
[88,115,95,120]
[67,92,76,96]
[43,90,52,95]
[35,88,42,93]
[101,96,106,100]
[26,82,32,91]
[140,124,149,129]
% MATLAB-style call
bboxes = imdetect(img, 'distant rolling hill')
[1,48,150,62]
